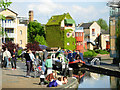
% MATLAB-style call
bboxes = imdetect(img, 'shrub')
[83,50,97,57]
[95,49,109,54]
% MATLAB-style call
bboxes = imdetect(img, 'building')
[45,13,76,50]
[107,0,120,64]
[29,10,33,22]
[100,29,110,50]
[79,22,101,50]
[75,27,84,53]
[0,8,27,48]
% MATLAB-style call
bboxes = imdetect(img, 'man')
[24,49,31,77]
[67,50,74,62]
[42,49,48,73]
[43,49,48,61]
[45,54,52,75]
[3,48,11,68]
[11,48,18,70]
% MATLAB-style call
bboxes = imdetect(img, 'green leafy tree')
[35,34,47,46]
[0,0,12,51]
[27,21,46,45]
[89,18,109,31]
[97,18,108,31]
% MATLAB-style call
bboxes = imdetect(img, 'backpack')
[47,80,58,87]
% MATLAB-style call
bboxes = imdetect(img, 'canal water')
[77,71,120,89]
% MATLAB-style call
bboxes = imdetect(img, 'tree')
[0,0,12,52]
[27,21,46,44]
[89,18,109,31]
[2,41,19,53]
[97,18,109,31]
[26,41,42,51]
[35,34,47,46]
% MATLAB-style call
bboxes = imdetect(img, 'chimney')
[29,10,33,22]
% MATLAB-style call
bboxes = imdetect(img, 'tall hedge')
[46,25,64,48]
[63,29,76,50]
[46,26,76,50]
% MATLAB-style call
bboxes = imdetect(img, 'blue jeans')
[4,57,9,68]
[42,61,45,73]
[11,58,16,68]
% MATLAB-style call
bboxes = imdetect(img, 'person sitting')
[56,76,68,85]
[56,77,63,86]
[62,76,68,84]
[75,51,82,60]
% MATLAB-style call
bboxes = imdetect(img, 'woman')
[11,48,18,70]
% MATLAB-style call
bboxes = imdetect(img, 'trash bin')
[69,68,73,77]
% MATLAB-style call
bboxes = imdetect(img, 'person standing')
[29,50,35,71]
[45,54,52,75]
[42,49,48,73]
[24,49,32,77]
[3,48,11,68]
[11,48,18,70]
[43,49,48,61]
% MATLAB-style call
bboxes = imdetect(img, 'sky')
[9,0,111,25]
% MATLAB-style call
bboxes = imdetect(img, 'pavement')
[1,60,47,88]
[1,60,78,89]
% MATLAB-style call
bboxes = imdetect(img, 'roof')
[46,13,73,26]
[0,8,18,15]
[101,29,109,34]
[64,19,75,24]
[80,22,93,29]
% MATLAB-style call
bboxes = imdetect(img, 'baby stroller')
[33,59,42,78]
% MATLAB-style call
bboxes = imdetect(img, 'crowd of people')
[1,47,84,87]
[2,48,17,70]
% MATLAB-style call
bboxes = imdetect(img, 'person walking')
[3,48,11,68]
[11,48,18,70]
[42,49,48,74]
[24,49,32,77]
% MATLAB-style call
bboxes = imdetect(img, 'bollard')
[119,63,120,69]
[69,68,73,77]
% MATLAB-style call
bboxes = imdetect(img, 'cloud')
[26,0,109,24]
[11,0,109,2]
[28,0,63,15]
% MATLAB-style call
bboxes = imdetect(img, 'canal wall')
[84,64,120,78]
[57,77,78,88]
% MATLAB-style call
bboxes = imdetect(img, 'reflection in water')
[75,71,120,89]
[90,72,100,80]
[110,76,120,89]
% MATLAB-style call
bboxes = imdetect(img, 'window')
[20,30,22,35]
[20,40,22,44]
[76,33,78,37]
[79,32,80,37]
[80,33,82,36]
[67,42,70,46]
[73,42,74,45]
[66,32,70,38]
[72,32,75,37]
[92,29,95,36]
